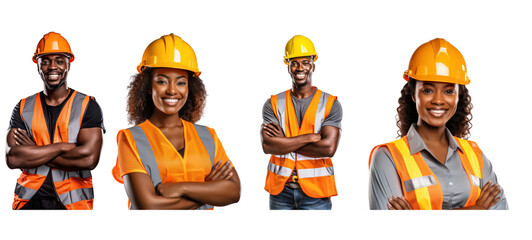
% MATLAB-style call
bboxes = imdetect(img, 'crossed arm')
[261,122,340,158]
[123,160,241,210]
[5,127,103,171]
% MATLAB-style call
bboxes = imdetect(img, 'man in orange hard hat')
[5,32,105,210]
[261,35,342,210]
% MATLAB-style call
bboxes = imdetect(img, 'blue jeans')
[270,186,332,210]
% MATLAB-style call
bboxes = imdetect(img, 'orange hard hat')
[403,38,470,85]
[137,34,201,76]
[33,32,75,63]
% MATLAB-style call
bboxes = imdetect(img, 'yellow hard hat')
[137,34,201,76]
[403,38,470,85]
[283,35,318,65]
[33,32,74,63]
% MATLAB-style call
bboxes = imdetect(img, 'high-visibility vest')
[13,91,94,210]
[265,88,338,198]
[369,136,484,210]
[113,120,217,210]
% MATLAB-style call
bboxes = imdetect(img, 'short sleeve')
[481,152,509,210]
[369,146,404,210]
[81,98,106,133]
[322,99,342,129]
[262,98,279,125]
[208,127,231,166]
[8,100,25,130]
[112,129,148,183]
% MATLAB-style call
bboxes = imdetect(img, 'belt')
[285,175,300,188]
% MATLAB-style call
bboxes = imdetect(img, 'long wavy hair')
[396,78,473,139]
[127,68,207,125]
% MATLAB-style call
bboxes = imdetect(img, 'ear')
[411,93,415,103]
[312,63,316,72]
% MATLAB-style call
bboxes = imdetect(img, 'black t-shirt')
[9,90,105,208]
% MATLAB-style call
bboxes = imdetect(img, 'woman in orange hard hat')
[368,38,508,210]
[112,34,240,209]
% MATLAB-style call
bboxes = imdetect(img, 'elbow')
[323,146,337,158]
[6,156,18,169]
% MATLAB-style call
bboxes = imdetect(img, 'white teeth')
[164,99,178,103]
[430,110,445,114]
[48,74,59,80]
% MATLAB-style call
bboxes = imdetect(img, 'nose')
[297,63,304,71]
[166,82,178,95]
[432,90,444,105]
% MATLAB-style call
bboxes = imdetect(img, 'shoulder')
[369,144,396,172]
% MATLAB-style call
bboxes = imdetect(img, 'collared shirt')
[369,124,508,210]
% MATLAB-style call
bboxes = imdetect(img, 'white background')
[0,0,530,239]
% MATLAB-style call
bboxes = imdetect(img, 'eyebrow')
[154,74,187,80]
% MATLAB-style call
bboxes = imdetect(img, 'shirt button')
[449,182,454,186]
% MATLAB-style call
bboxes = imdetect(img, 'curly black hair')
[127,68,207,125]
[396,79,473,139]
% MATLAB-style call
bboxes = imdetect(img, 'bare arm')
[46,127,103,170]
[123,172,203,210]
[261,122,320,155]
[156,160,241,206]
[5,128,75,169]
[294,125,340,158]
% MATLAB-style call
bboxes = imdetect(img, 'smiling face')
[37,54,70,89]
[151,68,189,116]
[414,81,459,128]
[288,56,314,88]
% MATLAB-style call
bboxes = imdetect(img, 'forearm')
[181,180,240,206]
[124,173,203,210]
[6,143,74,169]
[294,139,337,158]
[46,145,100,170]
[262,134,317,155]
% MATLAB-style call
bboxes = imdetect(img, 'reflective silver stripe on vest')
[52,169,92,181]
[58,187,94,206]
[129,126,162,187]
[197,204,214,210]
[314,92,328,133]
[68,92,87,143]
[297,166,334,179]
[15,183,39,200]
[193,124,215,166]
[23,165,50,176]
[21,93,38,140]
[470,175,481,187]
[403,175,437,192]
[275,91,287,134]
[267,162,293,177]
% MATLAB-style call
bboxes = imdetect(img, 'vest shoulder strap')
[193,124,215,166]
[128,125,162,187]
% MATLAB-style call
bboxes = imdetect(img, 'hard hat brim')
[33,52,75,63]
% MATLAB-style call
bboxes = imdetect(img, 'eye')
[155,79,168,84]
[444,89,455,95]
[56,60,65,65]
[422,88,433,94]
[41,60,50,65]
[177,81,187,86]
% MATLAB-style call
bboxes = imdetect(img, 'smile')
[295,72,307,79]
[428,109,447,117]
[47,74,60,80]
[163,98,180,105]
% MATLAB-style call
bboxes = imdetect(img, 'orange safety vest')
[113,120,217,210]
[13,91,93,210]
[265,88,338,198]
[369,136,484,210]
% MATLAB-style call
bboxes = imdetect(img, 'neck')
[42,84,70,106]
[415,120,448,145]
[291,83,314,99]
[149,111,183,129]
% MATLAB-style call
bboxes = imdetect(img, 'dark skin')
[123,68,240,210]
[388,81,501,210]
[5,54,103,171]
[261,56,340,159]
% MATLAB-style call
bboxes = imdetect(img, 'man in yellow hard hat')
[261,35,342,210]
[5,32,105,210]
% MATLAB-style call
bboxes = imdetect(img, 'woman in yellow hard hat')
[368,38,508,210]
[112,34,240,209]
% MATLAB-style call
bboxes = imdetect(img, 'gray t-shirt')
[262,90,342,130]
[368,124,508,210]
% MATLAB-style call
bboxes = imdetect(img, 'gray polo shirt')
[369,124,508,210]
